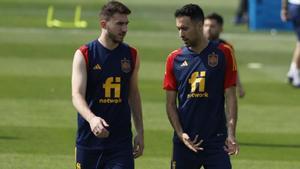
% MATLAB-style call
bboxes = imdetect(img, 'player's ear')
[197,21,204,31]
[100,19,107,29]
[194,20,201,28]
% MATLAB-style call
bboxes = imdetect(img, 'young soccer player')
[204,12,245,97]
[72,1,144,168]
[164,4,239,169]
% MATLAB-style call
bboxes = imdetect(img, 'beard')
[183,38,196,48]
[206,32,219,41]
[107,29,126,44]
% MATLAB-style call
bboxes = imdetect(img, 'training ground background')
[0,0,299,168]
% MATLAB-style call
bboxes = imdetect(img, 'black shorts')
[75,146,134,169]
[288,3,300,41]
[171,142,231,169]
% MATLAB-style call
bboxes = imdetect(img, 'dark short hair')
[174,4,204,22]
[205,13,224,26]
[99,1,131,20]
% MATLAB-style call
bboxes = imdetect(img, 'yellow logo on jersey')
[188,71,208,98]
[93,64,102,70]
[99,77,122,104]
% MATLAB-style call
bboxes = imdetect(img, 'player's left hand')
[133,133,144,158]
[224,136,239,155]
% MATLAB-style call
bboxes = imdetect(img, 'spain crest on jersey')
[121,58,131,73]
[208,52,218,67]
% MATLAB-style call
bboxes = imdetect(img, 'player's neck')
[209,37,219,41]
[190,38,209,54]
[98,35,119,50]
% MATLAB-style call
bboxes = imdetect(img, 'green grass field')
[0,0,300,168]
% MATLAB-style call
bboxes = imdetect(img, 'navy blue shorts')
[171,142,231,169]
[76,146,134,169]
[288,3,300,41]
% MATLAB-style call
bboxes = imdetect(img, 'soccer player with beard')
[203,12,245,98]
[71,1,144,169]
[164,4,239,169]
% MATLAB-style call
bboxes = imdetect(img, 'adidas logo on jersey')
[181,60,188,67]
[93,64,102,70]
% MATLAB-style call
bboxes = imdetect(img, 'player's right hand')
[89,116,110,138]
[224,136,239,155]
[180,133,204,153]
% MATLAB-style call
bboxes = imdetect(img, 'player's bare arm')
[224,86,239,155]
[166,90,203,153]
[128,54,144,159]
[72,49,109,138]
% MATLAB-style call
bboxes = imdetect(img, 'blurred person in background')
[234,0,248,25]
[281,0,300,87]
[204,12,245,97]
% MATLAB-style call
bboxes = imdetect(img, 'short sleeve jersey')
[163,42,237,144]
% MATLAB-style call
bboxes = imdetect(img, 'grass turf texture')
[0,0,300,168]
